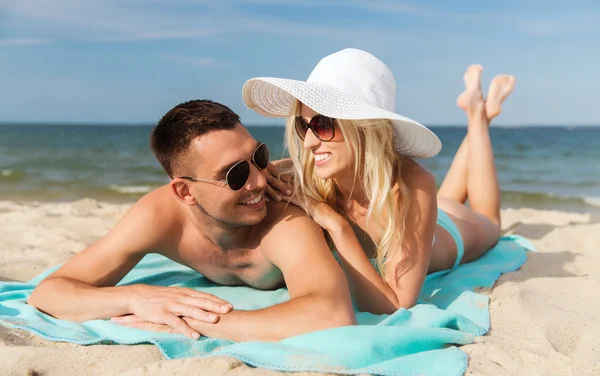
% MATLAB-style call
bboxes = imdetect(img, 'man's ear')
[170,179,198,206]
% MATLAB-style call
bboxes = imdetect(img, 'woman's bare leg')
[437,65,483,203]
[434,69,511,267]
[437,69,516,206]
[461,74,501,225]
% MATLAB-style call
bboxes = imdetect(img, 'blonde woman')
[243,49,515,314]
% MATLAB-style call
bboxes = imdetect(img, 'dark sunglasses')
[178,143,269,191]
[295,114,336,142]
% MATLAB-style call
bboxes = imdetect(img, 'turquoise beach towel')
[0,235,530,376]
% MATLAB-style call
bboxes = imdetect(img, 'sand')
[0,199,598,376]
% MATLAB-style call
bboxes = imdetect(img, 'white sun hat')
[242,48,442,158]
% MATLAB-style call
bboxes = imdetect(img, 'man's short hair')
[150,99,241,177]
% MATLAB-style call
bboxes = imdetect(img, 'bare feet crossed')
[456,64,485,115]
[485,74,516,119]
[457,65,516,120]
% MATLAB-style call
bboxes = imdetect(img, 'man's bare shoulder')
[135,184,175,210]
[36,185,187,288]
[117,185,183,245]
[257,201,322,252]
[261,201,310,230]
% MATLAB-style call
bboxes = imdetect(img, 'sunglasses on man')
[178,143,270,191]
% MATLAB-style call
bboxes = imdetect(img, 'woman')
[243,49,516,314]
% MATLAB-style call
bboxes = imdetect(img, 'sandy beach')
[0,199,598,376]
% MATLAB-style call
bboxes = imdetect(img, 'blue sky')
[1,0,598,126]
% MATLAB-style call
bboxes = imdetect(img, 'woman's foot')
[456,64,485,115]
[485,74,516,120]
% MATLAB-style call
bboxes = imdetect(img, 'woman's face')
[299,104,352,180]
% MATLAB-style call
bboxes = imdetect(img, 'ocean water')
[1,124,599,213]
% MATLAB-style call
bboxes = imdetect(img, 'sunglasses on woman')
[295,114,336,142]
[178,143,270,191]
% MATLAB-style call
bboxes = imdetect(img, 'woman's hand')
[282,193,346,233]
[261,162,293,202]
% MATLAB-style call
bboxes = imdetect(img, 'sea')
[1,124,599,213]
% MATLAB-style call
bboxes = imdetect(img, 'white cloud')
[0,38,51,46]
[9,0,590,45]
[160,54,219,67]
[233,0,424,14]
[0,0,434,44]
[0,0,368,43]
[1,0,140,34]
[236,0,314,4]
[348,0,425,14]
[518,21,565,36]
[87,29,225,42]
[0,0,224,42]
[518,13,600,36]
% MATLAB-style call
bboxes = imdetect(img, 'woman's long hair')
[285,100,411,278]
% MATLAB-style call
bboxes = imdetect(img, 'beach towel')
[0,235,531,376]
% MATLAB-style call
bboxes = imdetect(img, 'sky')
[0,0,599,126]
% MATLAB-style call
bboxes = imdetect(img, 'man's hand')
[118,285,232,339]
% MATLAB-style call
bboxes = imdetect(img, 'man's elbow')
[28,278,54,310]
[332,308,357,327]
[28,278,77,321]
[320,297,357,328]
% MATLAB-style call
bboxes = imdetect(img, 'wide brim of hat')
[243,77,442,158]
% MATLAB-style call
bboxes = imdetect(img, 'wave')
[502,190,600,210]
[108,185,154,194]
[584,196,600,208]
[504,177,600,188]
[0,168,25,181]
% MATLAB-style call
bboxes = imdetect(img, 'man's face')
[183,124,268,227]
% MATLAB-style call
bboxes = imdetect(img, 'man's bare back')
[28,100,355,342]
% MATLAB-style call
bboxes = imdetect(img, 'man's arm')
[28,193,229,338]
[28,198,159,320]
[185,205,356,342]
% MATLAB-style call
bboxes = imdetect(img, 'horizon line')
[1,122,600,128]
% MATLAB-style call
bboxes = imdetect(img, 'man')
[29,100,355,342]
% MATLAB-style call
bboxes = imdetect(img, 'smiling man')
[28,100,355,342]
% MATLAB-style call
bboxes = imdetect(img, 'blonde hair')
[285,101,411,279]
